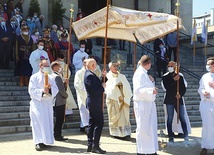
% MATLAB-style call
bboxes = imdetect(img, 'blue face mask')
[159,45,164,49]
[1,21,6,27]
[61,39,67,42]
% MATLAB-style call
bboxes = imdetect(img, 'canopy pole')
[102,0,111,111]
[176,20,180,124]
[134,43,137,71]
[175,0,180,124]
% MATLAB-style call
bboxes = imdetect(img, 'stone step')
[0,91,28,96]
[0,86,28,91]
[0,112,29,120]
[0,95,30,101]
[0,101,29,107]
[0,106,29,113]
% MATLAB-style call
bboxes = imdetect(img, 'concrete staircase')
[0,39,206,135]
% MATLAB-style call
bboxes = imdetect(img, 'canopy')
[72,6,182,44]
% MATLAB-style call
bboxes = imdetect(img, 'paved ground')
[0,127,214,155]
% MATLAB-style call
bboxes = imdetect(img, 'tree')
[28,0,41,17]
[52,0,66,25]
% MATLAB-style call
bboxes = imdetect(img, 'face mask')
[1,21,6,26]
[34,15,37,18]
[27,19,31,22]
[35,32,39,36]
[80,48,85,52]
[168,67,174,73]
[38,45,44,50]
[11,21,15,24]
[60,27,63,30]
[206,65,211,72]
[61,39,67,42]
[23,32,28,35]
[58,67,62,73]
[42,67,52,74]
[159,45,164,49]
[16,14,19,17]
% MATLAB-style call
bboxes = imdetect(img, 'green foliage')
[52,0,66,25]
[28,0,41,17]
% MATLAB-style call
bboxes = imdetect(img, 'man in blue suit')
[84,58,106,154]
[0,17,13,69]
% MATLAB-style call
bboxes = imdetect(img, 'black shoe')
[55,136,68,141]
[87,145,92,152]
[92,147,106,154]
[200,148,207,155]
[39,143,47,148]
[35,144,42,151]
[80,127,85,132]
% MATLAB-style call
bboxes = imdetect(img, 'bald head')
[167,61,176,68]
[85,58,96,72]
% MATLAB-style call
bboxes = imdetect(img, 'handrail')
[62,15,70,21]
[136,42,201,80]
[179,31,214,48]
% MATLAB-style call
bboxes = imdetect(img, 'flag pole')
[175,0,180,123]
[192,19,196,64]
[102,0,111,111]
[204,21,208,63]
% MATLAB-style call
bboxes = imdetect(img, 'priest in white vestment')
[56,55,77,115]
[28,59,58,151]
[198,57,214,155]
[105,62,132,138]
[74,59,89,131]
[133,55,158,155]
[29,40,50,74]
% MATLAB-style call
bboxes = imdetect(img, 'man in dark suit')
[0,17,13,69]
[51,61,68,141]
[84,58,106,154]
[154,37,169,78]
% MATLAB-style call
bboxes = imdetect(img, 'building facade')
[11,0,192,35]
[194,8,214,28]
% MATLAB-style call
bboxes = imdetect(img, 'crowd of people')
[0,2,213,155]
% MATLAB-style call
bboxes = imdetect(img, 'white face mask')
[80,48,85,52]
[23,32,28,35]
[168,67,174,73]
[206,65,211,72]
[35,32,39,36]
[58,67,62,73]
[38,45,44,50]
[42,67,52,74]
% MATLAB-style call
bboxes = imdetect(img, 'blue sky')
[193,0,213,16]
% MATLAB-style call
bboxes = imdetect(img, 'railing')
[62,15,70,21]
[136,42,201,81]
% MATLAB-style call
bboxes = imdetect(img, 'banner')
[191,19,197,45]
[201,18,208,46]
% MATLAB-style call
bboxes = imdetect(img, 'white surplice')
[29,49,50,74]
[133,66,158,154]
[105,71,132,137]
[74,67,89,127]
[198,72,214,149]
[161,73,192,134]
[28,71,59,145]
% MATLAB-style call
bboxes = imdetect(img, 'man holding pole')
[161,61,189,142]
[28,59,58,151]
